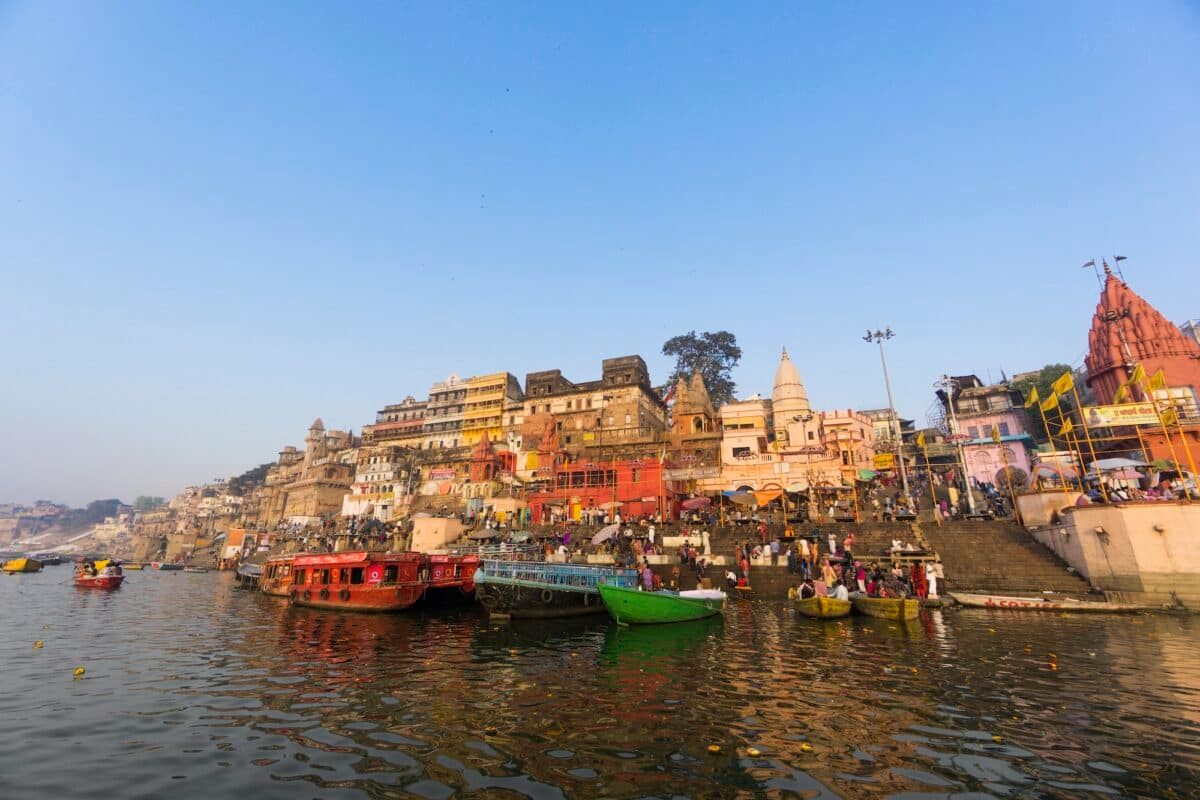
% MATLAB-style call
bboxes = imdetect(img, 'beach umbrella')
[681,497,711,510]
[592,524,619,544]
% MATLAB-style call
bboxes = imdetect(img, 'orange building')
[1084,263,1200,466]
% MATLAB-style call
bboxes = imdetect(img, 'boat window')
[383,565,398,584]
[338,568,349,584]
[294,569,306,585]
[350,567,364,584]
[282,565,290,576]
[321,569,331,584]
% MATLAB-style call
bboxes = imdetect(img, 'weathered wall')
[411,517,466,552]
[1016,490,1083,527]
[1030,503,1200,609]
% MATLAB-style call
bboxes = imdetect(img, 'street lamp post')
[793,412,815,521]
[935,374,978,515]
[863,328,911,506]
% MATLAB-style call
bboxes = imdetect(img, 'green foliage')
[1012,363,1075,443]
[133,496,165,511]
[661,330,742,408]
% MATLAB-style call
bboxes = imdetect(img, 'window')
[732,446,751,458]
[808,431,815,441]
[294,569,306,585]
[998,422,1010,436]
[383,565,397,584]
[625,413,631,425]
[605,470,617,486]
[586,398,593,409]
[967,426,978,439]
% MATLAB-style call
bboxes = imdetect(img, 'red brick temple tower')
[1084,261,1200,465]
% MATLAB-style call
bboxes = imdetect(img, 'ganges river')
[2,570,1198,799]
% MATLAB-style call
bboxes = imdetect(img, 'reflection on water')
[2,569,1198,798]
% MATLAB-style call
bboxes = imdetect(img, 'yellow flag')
[1113,384,1129,404]
[1129,363,1146,385]
[916,431,926,448]
[1041,393,1059,413]
[1148,369,1167,392]
[1024,385,1039,408]
[1162,407,1179,426]
[1059,418,1073,436]
[991,425,1001,443]
[1052,371,1074,396]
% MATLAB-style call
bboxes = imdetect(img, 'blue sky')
[2,2,1198,506]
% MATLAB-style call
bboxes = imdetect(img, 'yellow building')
[461,372,523,446]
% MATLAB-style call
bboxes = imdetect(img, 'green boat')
[597,584,725,625]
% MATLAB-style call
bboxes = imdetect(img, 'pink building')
[937,376,1034,487]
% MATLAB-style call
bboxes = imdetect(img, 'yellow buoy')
[747,747,761,757]
[73,667,85,677]
[800,743,813,753]
[34,641,43,649]
[707,745,721,754]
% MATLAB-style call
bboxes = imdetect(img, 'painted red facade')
[528,458,680,523]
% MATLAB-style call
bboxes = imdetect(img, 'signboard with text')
[429,468,457,481]
[663,467,720,480]
[873,454,896,469]
[1082,403,1160,428]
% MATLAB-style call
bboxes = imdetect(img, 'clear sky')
[2,2,1198,506]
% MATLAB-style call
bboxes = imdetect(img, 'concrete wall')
[411,517,466,552]
[1016,490,1083,527]
[1029,503,1200,609]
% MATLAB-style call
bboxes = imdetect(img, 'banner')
[428,468,457,481]
[873,453,896,469]
[1081,403,1160,428]
[663,466,719,480]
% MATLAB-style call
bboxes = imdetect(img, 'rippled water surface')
[2,569,1198,799]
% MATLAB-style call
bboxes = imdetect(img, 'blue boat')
[474,560,639,619]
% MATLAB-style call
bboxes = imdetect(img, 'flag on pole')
[1161,407,1179,426]
[1148,369,1167,392]
[1129,363,1146,385]
[1041,393,1060,413]
[1024,385,1039,408]
[1052,371,1074,396]
[991,425,1001,443]
[1059,418,1073,436]
[1113,384,1129,404]
[916,431,926,449]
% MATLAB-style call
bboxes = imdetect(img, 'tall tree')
[1012,363,1075,443]
[661,330,742,408]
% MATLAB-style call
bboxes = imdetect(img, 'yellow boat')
[852,596,920,620]
[795,595,852,619]
[123,563,145,570]
[2,557,43,574]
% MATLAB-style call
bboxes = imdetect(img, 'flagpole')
[919,436,940,526]
[1065,381,1109,502]
[994,427,1020,519]
[1033,396,1071,502]
[1156,370,1199,484]
[1133,366,1186,487]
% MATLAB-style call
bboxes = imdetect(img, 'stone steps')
[923,521,1095,595]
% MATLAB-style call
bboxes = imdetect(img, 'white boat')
[949,592,1141,613]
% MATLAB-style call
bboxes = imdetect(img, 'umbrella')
[857,469,877,481]
[598,501,624,510]
[680,497,711,510]
[729,493,757,506]
[1089,457,1147,472]
[592,524,619,544]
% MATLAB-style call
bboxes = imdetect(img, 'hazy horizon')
[3,2,1198,507]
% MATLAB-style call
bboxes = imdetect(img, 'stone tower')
[303,418,327,467]
[771,348,810,446]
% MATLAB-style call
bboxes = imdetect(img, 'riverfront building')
[935,377,1034,487]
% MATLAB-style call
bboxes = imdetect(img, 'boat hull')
[474,561,638,619]
[598,584,724,625]
[290,582,426,613]
[949,592,1141,613]
[152,562,184,571]
[3,558,42,573]
[796,595,852,619]
[476,581,605,618]
[852,597,920,620]
[74,574,124,590]
[288,551,478,614]
[123,564,145,570]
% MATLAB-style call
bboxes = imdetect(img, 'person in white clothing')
[832,581,849,601]
[647,525,655,545]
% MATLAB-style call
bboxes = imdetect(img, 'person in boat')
[853,561,867,593]
[831,580,849,602]
[787,584,799,600]
[725,569,738,589]
[820,559,837,586]
[641,562,654,591]
[799,579,816,600]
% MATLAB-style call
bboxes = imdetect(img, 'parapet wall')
[1029,503,1200,610]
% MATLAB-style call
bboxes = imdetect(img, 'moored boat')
[474,560,639,619]
[73,559,125,589]
[795,595,852,619]
[597,583,726,625]
[948,592,1142,613]
[852,596,920,620]
[123,563,145,570]
[74,572,125,589]
[183,566,210,573]
[2,557,43,574]
[289,551,479,613]
[235,561,262,588]
[152,562,184,571]
[260,555,296,597]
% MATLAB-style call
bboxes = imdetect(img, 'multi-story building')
[363,396,427,450]
[461,372,523,447]
[936,377,1034,487]
[342,444,413,520]
[423,374,467,450]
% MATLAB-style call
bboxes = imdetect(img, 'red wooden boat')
[261,554,297,597]
[74,573,125,590]
[288,551,479,613]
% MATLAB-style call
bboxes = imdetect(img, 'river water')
[2,569,1198,799]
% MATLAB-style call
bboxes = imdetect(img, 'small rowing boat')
[795,595,852,619]
[74,573,124,589]
[3,557,42,574]
[597,583,725,625]
[949,592,1141,613]
[852,596,920,620]
[183,567,209,573]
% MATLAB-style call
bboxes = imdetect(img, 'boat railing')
[478,559,639,590]
[447,543,542,559]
